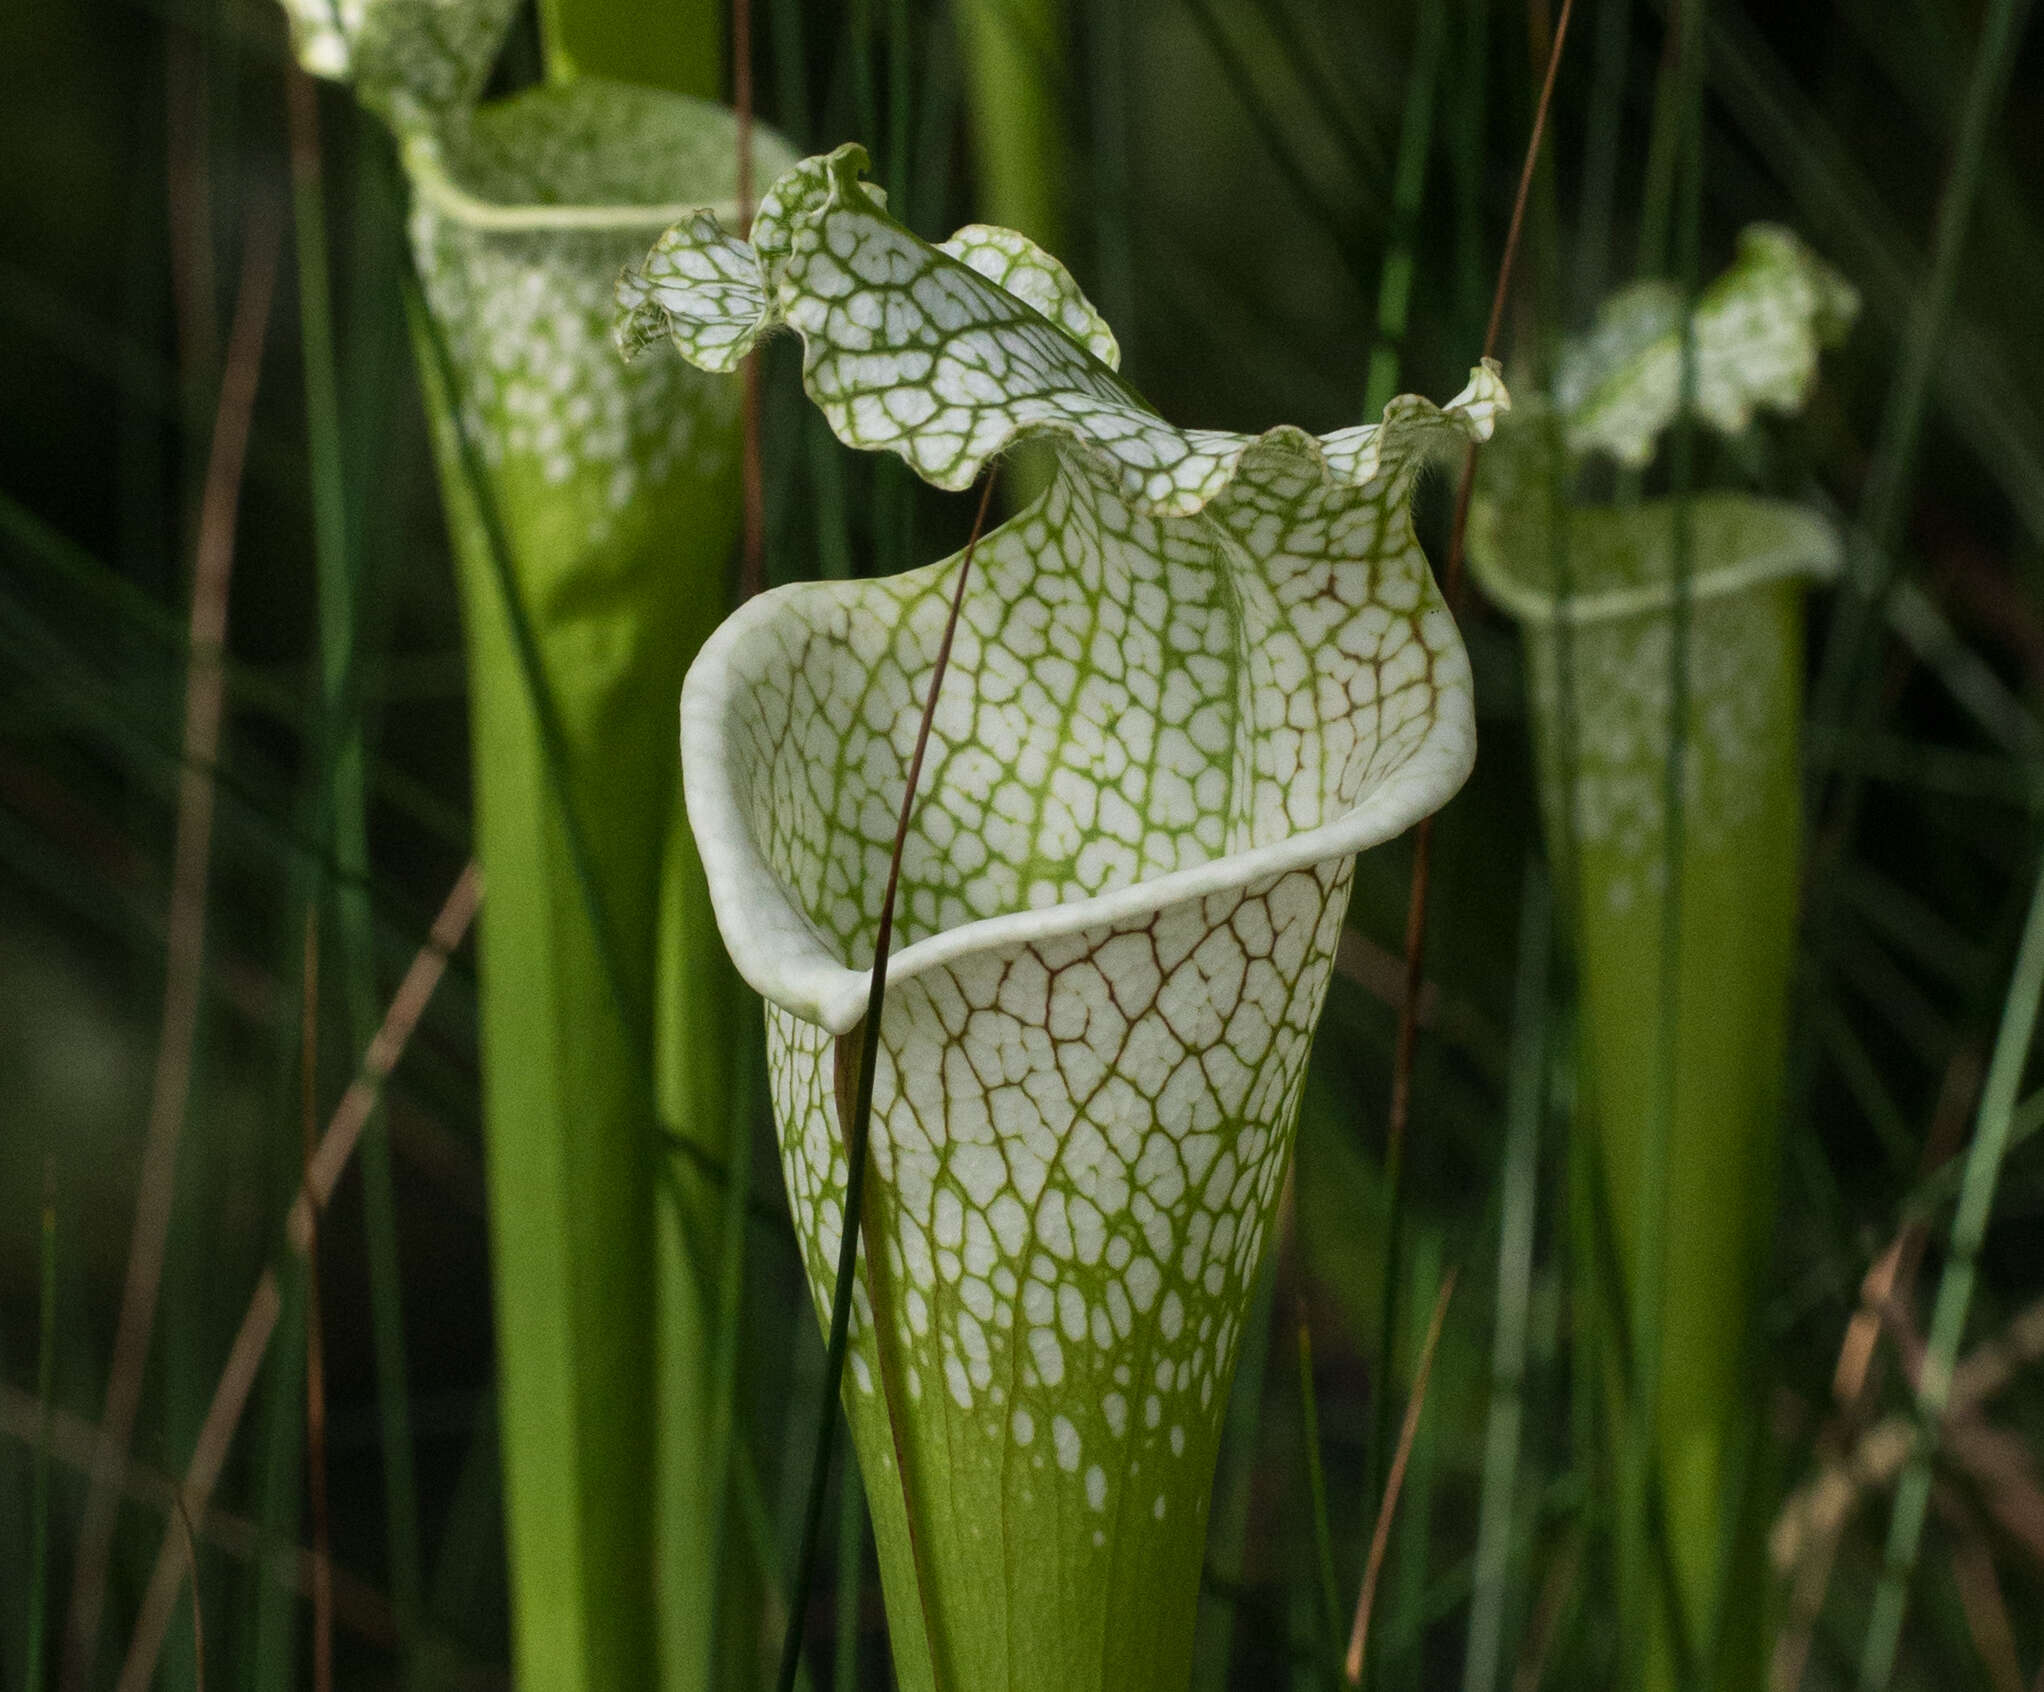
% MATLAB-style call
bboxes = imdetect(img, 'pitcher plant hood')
[623,146,1504,1033]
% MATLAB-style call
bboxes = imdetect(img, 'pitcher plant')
[274,1,792,1685]
[1467,224,1858,1691]
[619,143,1504,1692]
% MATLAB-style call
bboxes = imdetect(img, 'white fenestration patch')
[1527,589,1794,914]
[289,1,799,566]
[1053,1415,1082,1474]
[277,0,520,116]
[408,83,799,557]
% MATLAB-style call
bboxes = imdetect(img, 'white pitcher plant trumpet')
[621,144,1504,1691]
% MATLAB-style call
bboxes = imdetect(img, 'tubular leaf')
[623,145,1503,1692]
[267,5,798,1690]
[1469,223,1855,1692]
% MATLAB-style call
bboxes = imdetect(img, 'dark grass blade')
[704,1032,764,1666]
[105,862,480,1690]
[1295,1300,1343,1678]
[1858,855,2044,1684]
[1191,1226,1282,1692]
[1087,0,1136,355]
[1461,862,1552,1692]
[834,1457,865,1692]
[1346,1268,1458,1683]
[1805,0,2036,838]
[1449,0,1492,345]
[1617,3,1704,1678]
[1180,0,1377,298]
[0,490,471,855]
[1369,1,1575,1641]
[1574,0,1633,317]
[285,63,424,1658]
[1362,0,1452,417]
[1385,1230,1445,1692]
[1243,0,1389,192]
[62,213,280,1692]
[23,1171,56,1692]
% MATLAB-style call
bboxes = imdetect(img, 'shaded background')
[4,0,2044,1686]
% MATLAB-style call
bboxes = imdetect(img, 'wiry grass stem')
[1296,1301,1343,1669]
[1620,4,1702,1679]
[835,1458,866,1692]
[1857,856,2044,1687]
[1346,1271,1458,1683]
[1463,865,1552,1692]
[1363,0,1452,417]
[1372,0,1573,1637]
[776,470,998,1692]
[24,1168,55,1692]
[285,64,425,1659]
[63,212,280,1692]
[298,915,333,1692]
[111,865,480,1692]
[1809,0,2036,816]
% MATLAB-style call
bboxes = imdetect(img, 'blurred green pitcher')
[1469,224,1856,1692]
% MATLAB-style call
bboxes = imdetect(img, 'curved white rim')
[403,133,749,233]
[682,576,1476,1037]
[1472,497,1842,628]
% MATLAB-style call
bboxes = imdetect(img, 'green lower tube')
[1545,584,1801,1690]
[1474,486,1838,1691]
[402,81,790,1692]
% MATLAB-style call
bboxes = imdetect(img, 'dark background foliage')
[4,0,2043,1686]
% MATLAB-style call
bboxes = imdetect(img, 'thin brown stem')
[874,471,998,991]
[1334,929,1505,1078]
[1371,0,1573,1585]
[1382,0,1575,1173]
[1512,1531,1583,1692]
[777,470,998,1692]
[1482,0,1576,365]
[165,15,217,389]
[171,1495,206,1692]
[302,914,334,1692]
[855,470,1000,1685]
[0,1384,408,1653]
[113,863,480,1692]
[1772,1044,1985,1689]
[1771,1289,2044,1692]
[1346,1269,1458,1683]
[1939,1489,2025,1692]
[62,208,281,1692]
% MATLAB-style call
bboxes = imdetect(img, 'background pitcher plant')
[1469,224,1858,1692]
[273,2,792,1687]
